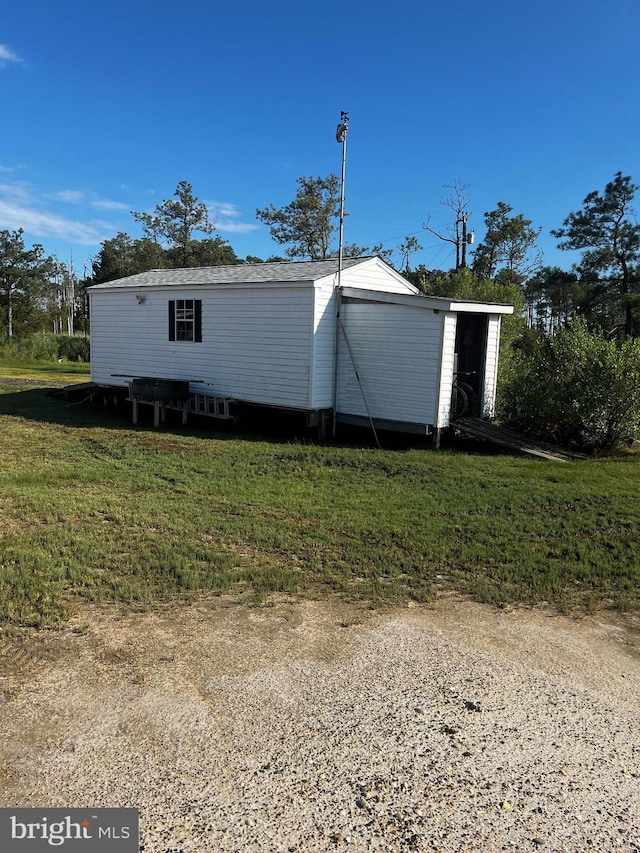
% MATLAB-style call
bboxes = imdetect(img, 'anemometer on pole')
[335,111,349,289]
[332,111,349,438]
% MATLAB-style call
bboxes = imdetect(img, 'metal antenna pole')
[337,111,348,287]
[332,111,349,438]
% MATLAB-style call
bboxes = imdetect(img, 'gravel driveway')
[1,598,638,852]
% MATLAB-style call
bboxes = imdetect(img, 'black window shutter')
[194,300,202,342]
[168,300,176,341]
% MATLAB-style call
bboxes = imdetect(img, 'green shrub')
[0,333,90,362]
[499,320,640,451]
[57,336,90,362]
[17,333,60,360]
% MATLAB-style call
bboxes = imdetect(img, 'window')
[176,299,194,341]
[168,299,202,342]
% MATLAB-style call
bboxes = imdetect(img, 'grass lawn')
[0,360,639,628]
[0,358,91,385]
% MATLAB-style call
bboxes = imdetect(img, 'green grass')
[0,362,639,627]
[0,357,91,385]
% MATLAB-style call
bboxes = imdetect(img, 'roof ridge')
[89,256,378,289]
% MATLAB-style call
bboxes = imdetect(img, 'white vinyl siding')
[482,315,502,418]
[339,257,419,294]
[436,314,458,428]
[336,301,442,426]
[309,284,336,408]
[91,286,315,409]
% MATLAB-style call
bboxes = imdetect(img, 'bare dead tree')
[423,180,471,268]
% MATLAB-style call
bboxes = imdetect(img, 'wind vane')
[336,111,349,143]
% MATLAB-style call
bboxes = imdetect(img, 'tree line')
[411,172,640,341]
[0,229,85,341]
[1,172,639,344]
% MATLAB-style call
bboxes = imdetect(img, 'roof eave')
[341,286,514,314]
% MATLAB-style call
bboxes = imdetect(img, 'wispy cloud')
[44,189,130,211]
[216,220,261,234]
[0,44,22,66]
[0,182,113,244]
[46,189,86,204]
[0,199,108,244]
[0,182,33,204]
[0,181,256,247]
[89,217,122,231]
[90,197,130,211]
[207,200,259,234]
[208,201,243,219]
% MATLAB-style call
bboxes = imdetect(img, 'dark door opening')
[453,313,488,417]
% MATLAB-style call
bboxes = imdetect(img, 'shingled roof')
[89,257,372,289]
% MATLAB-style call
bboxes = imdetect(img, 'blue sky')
[1,0,639,276]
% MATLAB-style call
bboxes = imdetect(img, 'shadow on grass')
[0,385,339,447]
[0,384,516,457]
[0,386,257,442]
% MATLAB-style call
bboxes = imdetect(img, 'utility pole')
[423,180,472,270]
[460,213,475,268]
[460,214,468,268]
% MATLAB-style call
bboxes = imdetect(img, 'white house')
[88,256,513,438]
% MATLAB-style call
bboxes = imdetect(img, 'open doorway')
[452,313,488,417]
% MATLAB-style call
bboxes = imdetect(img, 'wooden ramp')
[61,381,98,400]
[453,417,587,462]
